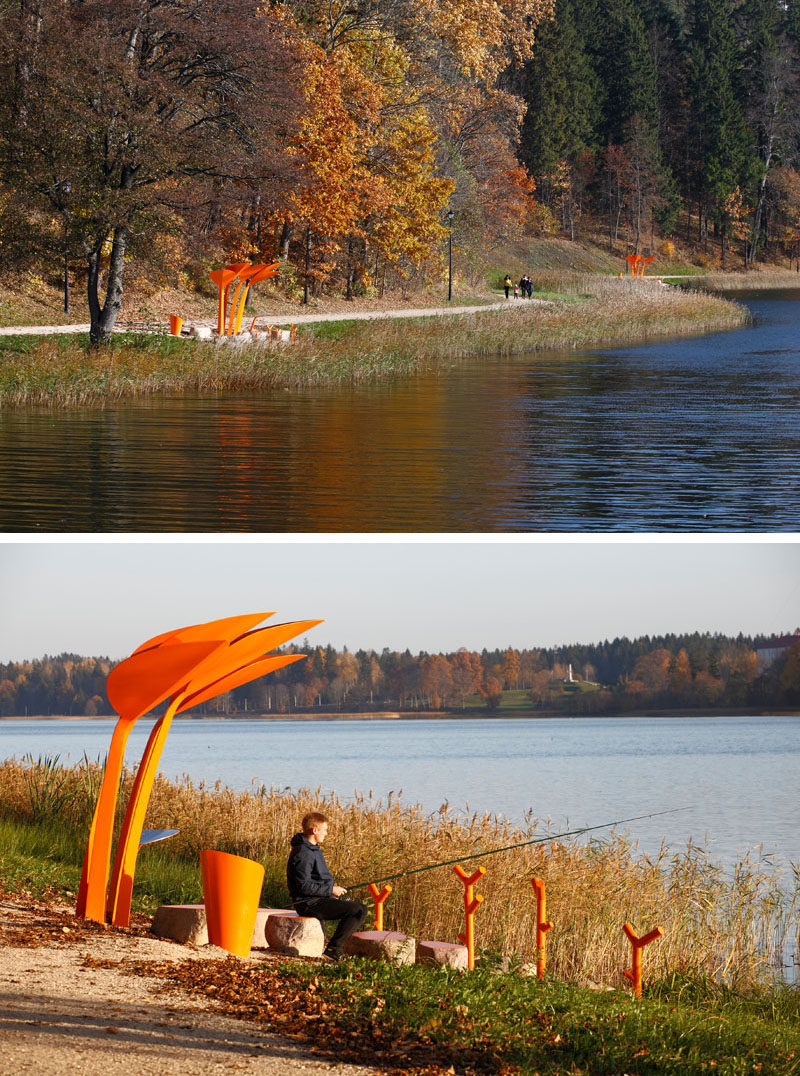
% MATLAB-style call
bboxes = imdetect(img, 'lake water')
[1,289,799,531]
[2,714,798,871]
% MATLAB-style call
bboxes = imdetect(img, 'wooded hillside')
[2,0,799,342]
[2,631,798,716]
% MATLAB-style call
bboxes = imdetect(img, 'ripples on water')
[1,290,799,531]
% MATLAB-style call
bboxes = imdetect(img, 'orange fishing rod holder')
[622,922,664,998]
[454,864,485,970]
[368,883,392,931]
[530,877,553,979]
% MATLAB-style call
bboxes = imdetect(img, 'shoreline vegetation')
[2,757,798,1074]
[0,277,749,409]
[0,757,797,993]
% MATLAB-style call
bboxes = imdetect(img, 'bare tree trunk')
[279,220,291,260]
[87,225,127,346]
[345,236,354,300]
[303,228,310,305]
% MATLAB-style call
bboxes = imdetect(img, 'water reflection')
[1,289,799,531]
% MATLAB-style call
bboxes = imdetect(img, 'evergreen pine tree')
[589,0,659,145]
[688,0,754,258]
[518,0,601,182]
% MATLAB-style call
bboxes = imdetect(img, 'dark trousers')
[294,896,368,954]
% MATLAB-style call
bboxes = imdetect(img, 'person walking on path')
[503,274,512,299]
[287,812,367,960]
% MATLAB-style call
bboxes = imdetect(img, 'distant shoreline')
[2,707,797,722]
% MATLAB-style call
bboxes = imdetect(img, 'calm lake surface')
[1,289,799,531]
[3,714,798,870]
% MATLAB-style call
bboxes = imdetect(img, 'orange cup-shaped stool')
[169,315,183,336]
[200,849,264,958]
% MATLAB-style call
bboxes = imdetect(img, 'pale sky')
[0,538,797,662]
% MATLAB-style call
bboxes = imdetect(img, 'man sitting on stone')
[286,811,367,960]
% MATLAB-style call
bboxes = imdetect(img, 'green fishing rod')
[343,805,694,891]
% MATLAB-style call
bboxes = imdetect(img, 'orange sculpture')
[368,882,393,931]
[530,877,553,979]
[76,611,322,927]
[625,254,656,277]
[622,922,664,998]
[209,261,281,336]
[454,864,485,970]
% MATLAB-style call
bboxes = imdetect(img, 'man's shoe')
[323,947,343,962]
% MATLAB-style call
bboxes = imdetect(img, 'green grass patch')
[139,953,800,1076]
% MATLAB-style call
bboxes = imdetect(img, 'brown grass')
[0,757,795,991]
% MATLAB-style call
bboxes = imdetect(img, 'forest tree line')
[515,0,800,266]
[1,630,798,717]
[2,0,800,345]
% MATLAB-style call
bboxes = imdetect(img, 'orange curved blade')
[209,268,240,288]
[248,264,281,286]
[183,619,324,696]
[176,653,306,713]
[106,640,226,721]
[131,613,274,656]
[225,262,250,275]
[236,263,269,283]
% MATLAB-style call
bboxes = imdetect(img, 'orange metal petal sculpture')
[77,611,322,927]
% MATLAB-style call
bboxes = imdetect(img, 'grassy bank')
[0,757,796,993]
[124,953,800,1075]
[0,277,747,408]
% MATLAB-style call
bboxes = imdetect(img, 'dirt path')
[0,299,541,336]
[0,897,382,1076]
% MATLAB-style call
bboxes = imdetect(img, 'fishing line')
[344,805,694,891]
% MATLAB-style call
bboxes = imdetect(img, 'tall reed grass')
[0,756,794,992]
[0,278,747,408]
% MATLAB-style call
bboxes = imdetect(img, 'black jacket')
[286,832,334,901]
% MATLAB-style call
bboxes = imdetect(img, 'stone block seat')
[416,939,469,970]
[342,930,416,965]
[264,914,325,957]
[151,905,297,950]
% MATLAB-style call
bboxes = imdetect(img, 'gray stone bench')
[151,904,297,950]
[416,939,469,970]
[343,930,416,965]
[264,914,324,957]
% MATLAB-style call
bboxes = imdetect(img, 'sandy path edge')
[0,300,538,336]
[0,896,382,1076]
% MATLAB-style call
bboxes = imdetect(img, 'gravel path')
[0,897,382,1076]
[0,299,535,336]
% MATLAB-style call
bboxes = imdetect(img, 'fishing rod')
[344,806,694,891]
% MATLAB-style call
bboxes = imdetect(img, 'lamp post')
[61,181,71,315]
[446,209,454,301]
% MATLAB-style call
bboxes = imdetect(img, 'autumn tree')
[0,0,305,342]
[420,654,453,709]
[449,649,483,706]
[478,674,504,711]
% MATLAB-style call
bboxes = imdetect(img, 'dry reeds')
[0,278,747,408]
[1,756,795,991]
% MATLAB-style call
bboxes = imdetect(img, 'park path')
[0,896,383,1076]
[0,298,540,336]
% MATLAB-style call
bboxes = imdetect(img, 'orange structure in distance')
[208,262,281,336]
[76,611,322,927]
